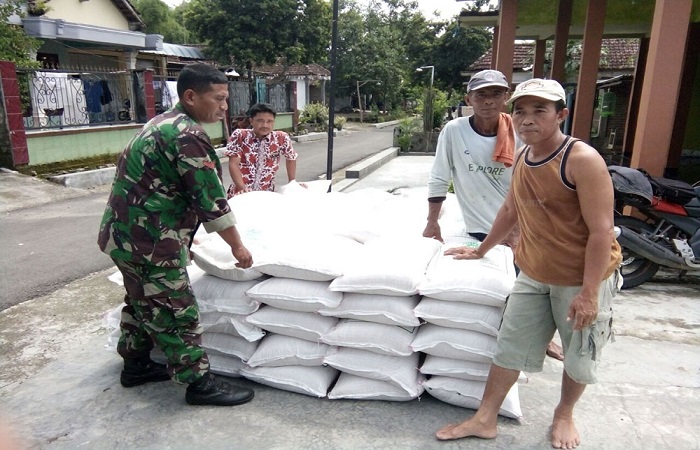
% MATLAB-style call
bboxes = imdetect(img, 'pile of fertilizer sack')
[106,183,522,419]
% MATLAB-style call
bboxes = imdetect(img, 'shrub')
[395,117,422,152]
[334,116,347,130]
[299,102,329,130]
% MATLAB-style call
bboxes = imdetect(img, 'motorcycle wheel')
[615,216,661,289]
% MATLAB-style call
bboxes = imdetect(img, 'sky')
[161,0,466,21]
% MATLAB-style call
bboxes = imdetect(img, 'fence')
[16,66,294,133]
[17,67,136,130]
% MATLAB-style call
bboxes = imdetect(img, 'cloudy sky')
[161,0,466,21]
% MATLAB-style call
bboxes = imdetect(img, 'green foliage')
[1,0,42,115]
[395,116,421,152]
[416,88,451,129]
[0,0,42,67]
[333,115,347,130]
[181,0,331,68]
[299,102,329,130]
[433,22,491,99]
[133,0,190,44]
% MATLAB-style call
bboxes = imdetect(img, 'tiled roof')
[468,39,640,71]
[253,58,330,79]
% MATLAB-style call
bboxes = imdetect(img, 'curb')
[48,167,116,189]
[39,144,400,191]
[315,146,400,192]
[292,129,351,143]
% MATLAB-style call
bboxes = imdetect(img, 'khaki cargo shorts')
[493,270,621,384]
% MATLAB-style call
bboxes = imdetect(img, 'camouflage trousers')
[112,259,209,384]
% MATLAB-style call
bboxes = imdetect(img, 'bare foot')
[435,417,497,441]
[550,414,580,449]
[546,341,564,361]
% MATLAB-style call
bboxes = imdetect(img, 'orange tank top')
[513,136,621,285]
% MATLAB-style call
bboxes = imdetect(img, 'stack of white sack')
[243,278,342,397]
[190,272,265,377]
[321,235,441,401]
[190,183,350,397]
[413,236,523,419]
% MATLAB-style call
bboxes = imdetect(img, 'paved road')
[0,125,394,311]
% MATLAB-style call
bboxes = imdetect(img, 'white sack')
[419,355,492,381]
[419,355,528,382]
[323,348,422,397]
[246,334,333,368]
[209,353,246,378]
[239,365,339,398]
[410,324,496,363]
[245,306,338,342]
[253,234,363,281]
[328,372,425,401]
[200,311,265,342]
[277,179,332,195]
[191,232,264,281]
[320,320,418,357]
[202,332,259,362]
[246,278,342,313]
[422,376,523,420]
[191,275,261,315]
[329,236,442,296]
[418,243,516,306]
[413,298,503,336]
[317,293,421,327]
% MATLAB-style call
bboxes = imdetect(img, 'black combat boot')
[120,357,170,388]
[185,372,254,406]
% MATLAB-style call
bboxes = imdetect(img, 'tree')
[132,0,190,44]
[433,22,491,98]
[182,0,332,71]
[335,0,435,111]
[0,0,41,67]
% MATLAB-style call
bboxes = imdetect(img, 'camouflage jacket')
[98,103,235,267]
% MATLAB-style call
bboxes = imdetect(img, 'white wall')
[295,79,307,110]
[45,0,130,30]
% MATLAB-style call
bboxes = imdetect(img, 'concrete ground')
[1,157,699,449]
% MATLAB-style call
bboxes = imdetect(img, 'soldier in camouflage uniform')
[98,63,255,406]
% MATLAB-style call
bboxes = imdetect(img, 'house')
[462,39,640,157]
[0,0,230,172]
[253,58,330,111]
[18,0,162,70]
[462,39,640,85]
[457,0,700,181]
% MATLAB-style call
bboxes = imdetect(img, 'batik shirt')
[98,103,235,268]
[224,128,297,197]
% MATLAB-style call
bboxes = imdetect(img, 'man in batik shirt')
[98,63,255,407]
[225,103,299,198]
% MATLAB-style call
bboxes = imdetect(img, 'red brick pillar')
[0,61,29,167]
[144,69,156,120]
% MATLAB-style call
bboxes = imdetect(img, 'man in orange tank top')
[436,79,622,449]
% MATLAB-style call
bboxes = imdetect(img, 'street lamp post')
[416,65,435,134]
[356,79,380,124]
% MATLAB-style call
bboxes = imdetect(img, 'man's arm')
[566,143,618,330]
[228,156,249,193]
[217,225,253,268]
[423,199,445,242]
[424,125,454,242]
[285,158,296,182]
[446,187,518,259]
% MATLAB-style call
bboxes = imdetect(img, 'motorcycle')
[608,165,700,289]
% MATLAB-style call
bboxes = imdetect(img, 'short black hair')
[177,64,228,98]
[554,100,567,112]
[248,103,277,118]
